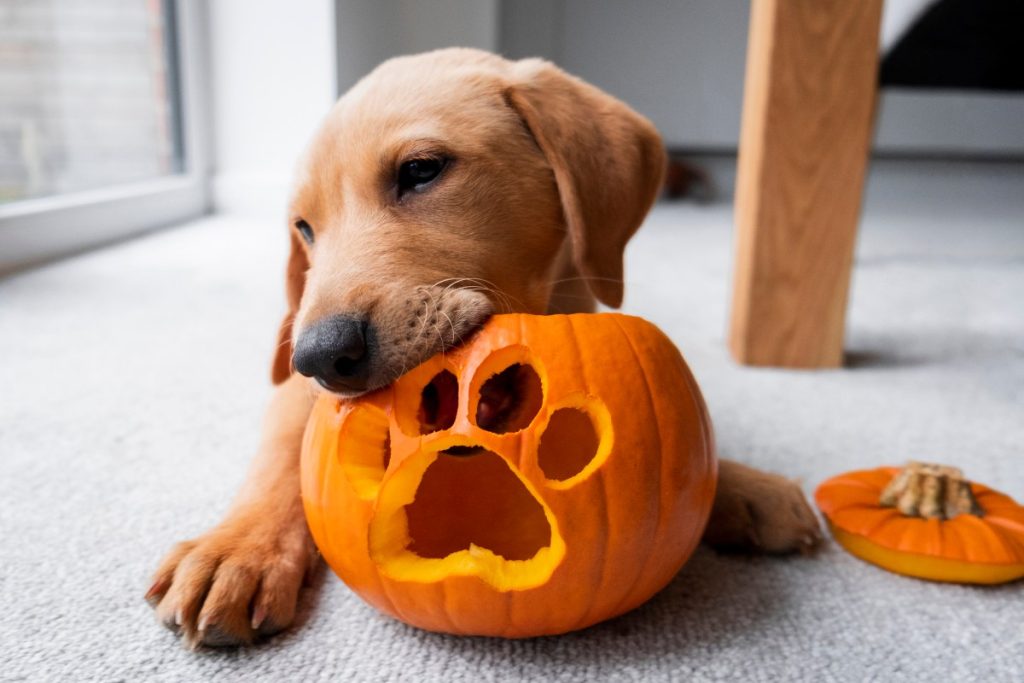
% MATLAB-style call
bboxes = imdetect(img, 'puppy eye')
[294,219,314,244]
[397,157,447,195]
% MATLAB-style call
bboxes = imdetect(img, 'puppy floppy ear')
[505,59,666,308]
[271,229,310,384]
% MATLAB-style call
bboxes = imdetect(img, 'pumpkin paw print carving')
[340,343,613,589]
[300,314,716,637]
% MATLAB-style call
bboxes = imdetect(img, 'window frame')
[0,0,211,276]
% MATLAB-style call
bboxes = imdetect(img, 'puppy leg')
[146,374,319,648]
[703,459,822,554]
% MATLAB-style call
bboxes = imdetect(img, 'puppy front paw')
[703,460,822,554]
[145,509,317,648]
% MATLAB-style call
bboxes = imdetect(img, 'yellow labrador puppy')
[147,48,820,648]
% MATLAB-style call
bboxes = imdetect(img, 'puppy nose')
[292,315,371,392]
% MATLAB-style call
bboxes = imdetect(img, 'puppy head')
[274,48,664,396]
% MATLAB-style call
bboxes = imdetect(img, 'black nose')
[292,315,371,392]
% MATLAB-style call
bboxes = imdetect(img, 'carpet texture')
[2,162,1022,681]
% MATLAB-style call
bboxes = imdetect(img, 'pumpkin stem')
[879,461,984,520]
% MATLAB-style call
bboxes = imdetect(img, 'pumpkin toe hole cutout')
[475,363,543,433]
[538,408,600,482]
[406,450,551,561]
[339,405,392,499]
[418,369,459,434]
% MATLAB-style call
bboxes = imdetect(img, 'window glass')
[0,0,182,203]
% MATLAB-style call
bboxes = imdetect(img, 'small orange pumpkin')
[815,463,1024,584]
[300,313,717,637]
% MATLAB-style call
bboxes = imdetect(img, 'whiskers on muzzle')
[377,281,495,386]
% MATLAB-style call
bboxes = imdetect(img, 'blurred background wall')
[207,0,1024,216]
[2,0,1021,269]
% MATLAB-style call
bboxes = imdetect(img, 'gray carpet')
[2,161,1022,681]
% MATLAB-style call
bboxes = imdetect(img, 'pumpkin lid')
[815,465,1024,567]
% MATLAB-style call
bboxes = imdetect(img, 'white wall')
[208,0,336,217]
[207,0,1024,219]
[209,0,500,217]
[559,0,749,150]
[501,0,1024,157]
[336,0,498,92]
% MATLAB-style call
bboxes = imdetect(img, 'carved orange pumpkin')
[815,463,1024,585]
[300,313,717,637]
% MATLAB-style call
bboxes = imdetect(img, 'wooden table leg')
[728,0,883,368]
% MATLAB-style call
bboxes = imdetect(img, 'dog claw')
[251,605,267,631]
[798,531,823,555]
[144,577,167,603]
[159,610,181,635]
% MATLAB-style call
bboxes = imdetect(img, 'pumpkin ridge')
[955,514,1019,564]
[981,518,1021,563]
[434,570,459,634]
[871,508,906,537]
[892,518,928,555]
[315,414,334,520]
[315,401,401,618]
[681,348,717,515]
[846,507,902,539]
[500,584,515,639]
[563,316,614,630]
[924,518,944,557]
[991,527,1024,564]
[370,512,416,626]
[816,470,897,514]
[978,490,1024,518]
[986,515,1024,541]
[605,315,667,616]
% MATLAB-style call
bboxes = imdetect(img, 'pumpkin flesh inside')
[368,444,566,591]
[407,449,551,561]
